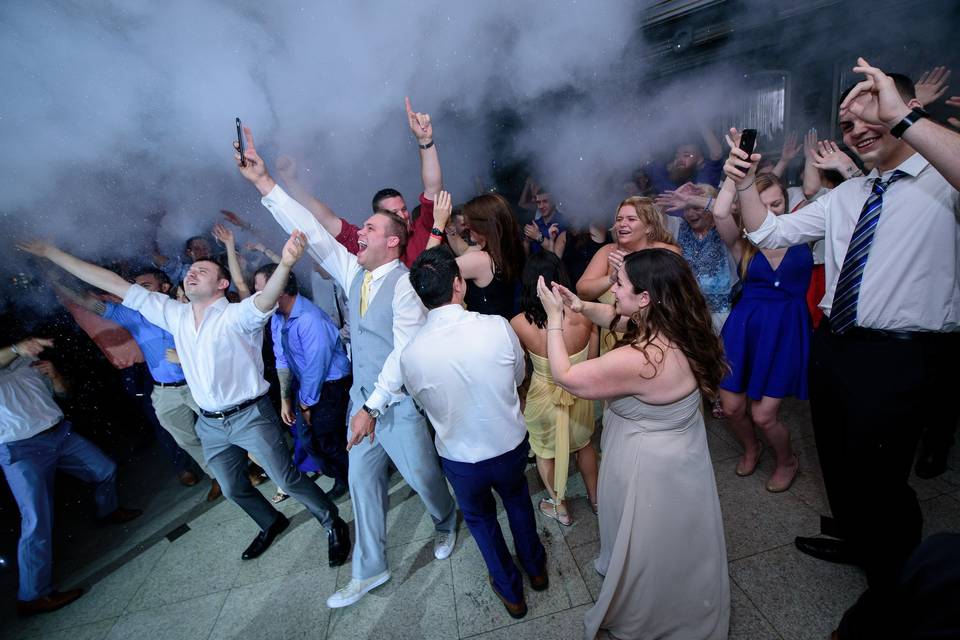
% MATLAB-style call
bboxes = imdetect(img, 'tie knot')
[363,271,373,286]
[873,169,907,195]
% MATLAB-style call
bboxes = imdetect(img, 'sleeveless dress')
[720,244,813,400]
[584,389,730,640]
[465,272,516,319]
[524,346,594,502]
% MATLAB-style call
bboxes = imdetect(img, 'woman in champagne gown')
[538,248,730,640]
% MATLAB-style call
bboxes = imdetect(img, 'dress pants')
[441,438,546,604]
[194,396,338,532]
[348,398,457,580]
[0,421,118,600]
[295,376,350,482]
[810,319,960,590]
[120,363,195,474]
[151,383,210,477]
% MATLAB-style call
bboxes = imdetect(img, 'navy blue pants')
[294,376,350,483]
[440,439,546,604]
[0,421,118,600]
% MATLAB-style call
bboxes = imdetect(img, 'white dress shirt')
[122,285,275,411]
[400,304,527,464]
[0,356,63,444]
[747,153,960,331]
[261,184,426,413]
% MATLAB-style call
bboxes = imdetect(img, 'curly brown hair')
[616,248,728,401]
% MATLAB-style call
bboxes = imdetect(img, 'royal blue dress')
[720,244,813,400]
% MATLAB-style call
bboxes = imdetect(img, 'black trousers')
[809,320,959,590]
[299,376,351,484]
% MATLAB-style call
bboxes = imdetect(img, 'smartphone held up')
[236,117,246,167]
[738,128,758,156]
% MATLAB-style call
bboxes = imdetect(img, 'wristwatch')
[362,404,381,419]
[890,107,928,138]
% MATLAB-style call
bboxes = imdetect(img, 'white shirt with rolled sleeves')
[0,356,64,445]
[400,304,527,464]
[121,285,275,412]
[746,153,960,332]
[261,184,426,414]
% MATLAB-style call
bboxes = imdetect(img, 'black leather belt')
[155,380,188,388]
[199,395,264,419]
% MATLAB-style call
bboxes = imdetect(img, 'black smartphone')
[738,128,758,156]
[236,117,246,167]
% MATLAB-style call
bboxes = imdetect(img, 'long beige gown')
[584,389,729,640]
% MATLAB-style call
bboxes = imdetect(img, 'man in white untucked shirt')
[19,233,351,567]
[0,338,140,616]
[400,247,547,620]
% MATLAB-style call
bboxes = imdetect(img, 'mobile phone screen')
[738,129,758,156]
[236,117,246,167]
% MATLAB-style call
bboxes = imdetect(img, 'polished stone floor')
[1,399,958,640]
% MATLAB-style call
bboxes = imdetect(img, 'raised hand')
[280,230,307,267]
[803,128,819,161]
[16,240,54,258]
[552,282,585,313]
[811,140,859,177]
[212,223,235,247]
[654,189,693,212]
[433,191,452,230]
[220,209,252,230]
[839,57,913,128]
[548,223,560,240]
[233,125,273,190]
[13,337,53,357]
[30,360,58,379]
[780,131,801,163]
[536,276,564,319]
[947,96,960,130]
[275,155,297,184]
[914,66,951,107]
[606,248,627,283]
[723,127,762,186]
[523,223,542,242]
[405,96,433,144]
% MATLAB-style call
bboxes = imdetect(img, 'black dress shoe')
[327,518,351,567]
[242,514,289,560]
[327,479,349,501]
[16,589,84,617]
[794,536,858,565]
[915,444,950,479]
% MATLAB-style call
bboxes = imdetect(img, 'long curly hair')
[616,248,728,400]
[462,193,525,284]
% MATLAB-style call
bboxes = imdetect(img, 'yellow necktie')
[359,271,373,317]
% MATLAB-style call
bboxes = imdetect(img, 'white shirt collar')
[368,258,401,282]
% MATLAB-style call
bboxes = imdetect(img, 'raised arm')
[406,97,442,200]
[212,223,251,300]
[426,190,451,250]
[18,242,132,299]
[553,282,623,332]
[245,241,281,264]
[801,129,823,199]
[273,156,346,238]
[841,57,960,190]
[699,123,724,161]
[711,178,745,262]
[576,244,618,301]
[254,230,307,312]
[771,131,800,178]
[1,337,53,369]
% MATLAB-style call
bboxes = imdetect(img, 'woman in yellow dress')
[511,252,599,526]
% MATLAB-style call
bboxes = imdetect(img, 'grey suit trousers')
[195,396,338,532]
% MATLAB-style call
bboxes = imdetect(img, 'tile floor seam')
[123,585,234,619]
[201,585,233,640]
[448,559,462,640]
[457,605,590,640]
[321,562,344,640]
[120,539,176,617]
[728,572,787,640]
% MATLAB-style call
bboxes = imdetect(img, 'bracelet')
[547,327,563,332]
[418,140,434,150]
[736,179,756,192]
[705,196,714,213]
[10,343,20,356]
[430,227,444,237]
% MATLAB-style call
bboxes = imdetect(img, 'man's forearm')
[901,118,960,190]
[420,145,442,200]
[0,344,18,368]
[284,177,344,238]
[700,125,724,160]
[277,368,294,399]
[256,262,291,312]
[45,248,132,299]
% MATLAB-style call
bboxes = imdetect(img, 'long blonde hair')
[616,196,675,246]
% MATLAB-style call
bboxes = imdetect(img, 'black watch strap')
[362,404,381,419]
[890,107,928,138]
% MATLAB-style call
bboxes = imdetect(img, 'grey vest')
[347,264,422,430]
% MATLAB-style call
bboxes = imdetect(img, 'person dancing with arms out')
[19,233,351,567]
[236,125,457,609]
[541,250,730,639]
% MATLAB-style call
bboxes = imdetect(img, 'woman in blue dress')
[713,172,811,492]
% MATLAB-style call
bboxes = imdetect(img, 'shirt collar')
[867,152,928,179]
[369,259,401,282]
[287,294,304,319]
[424,303,468,327]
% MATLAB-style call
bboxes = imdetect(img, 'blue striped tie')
[831,170,906,334]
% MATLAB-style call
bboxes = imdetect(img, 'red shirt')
[334,193,437,268]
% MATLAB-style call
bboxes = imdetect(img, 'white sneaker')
[433,529,457,560]
[325,570,391,608]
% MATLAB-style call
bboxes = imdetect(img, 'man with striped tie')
[725,58,960,630]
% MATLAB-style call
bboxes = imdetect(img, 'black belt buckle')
[201,395,262,419]
[155,380,187,388]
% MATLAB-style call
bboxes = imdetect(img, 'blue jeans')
[0,421,118,600]
[440,438,546,604]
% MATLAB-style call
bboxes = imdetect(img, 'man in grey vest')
[236,125,458,609]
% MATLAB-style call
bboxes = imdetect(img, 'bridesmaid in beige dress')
[538,248,730,640]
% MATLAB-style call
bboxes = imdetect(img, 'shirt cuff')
[261,183,287,208]
[122,283,149,310]
[745,211,779,247]
[365,388,391,414]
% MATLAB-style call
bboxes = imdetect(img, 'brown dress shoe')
[487,576,527,619]
[206,479,222,501]
[17,589,84,617]
[529,572,549,592]
[178,470,199,487]
[99,507,143,525]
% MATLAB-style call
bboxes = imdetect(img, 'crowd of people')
[2,58,960,638]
